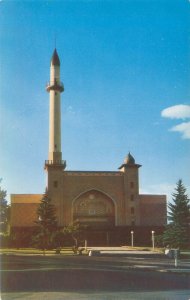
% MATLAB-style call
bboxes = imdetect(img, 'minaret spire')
[51,48,60,66]
[45,49,66,169]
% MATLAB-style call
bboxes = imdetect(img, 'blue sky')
[0,0,190,203]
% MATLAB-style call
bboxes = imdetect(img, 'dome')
[51,49,60,66]
[124,152,135,165]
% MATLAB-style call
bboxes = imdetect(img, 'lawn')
[0,246,189,258]
[0,247,74,255]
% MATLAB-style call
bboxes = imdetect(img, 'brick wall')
[139,194,167,226]
[10,194,42,227]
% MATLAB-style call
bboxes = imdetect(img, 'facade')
[10,49,167,246]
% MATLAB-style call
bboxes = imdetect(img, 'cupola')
[118,152,141,171]
[124,152,135,165]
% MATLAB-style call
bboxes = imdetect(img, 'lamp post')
[131,231,134,248]
[85,240,87,251]
[151,231,155,251]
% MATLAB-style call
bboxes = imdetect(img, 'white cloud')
[161,104,190,139]
[161,104,190,119]
[140,183,175,201]
[170,121,190,139]
[140,182,190,205]
[66,106,75,114]
[64,105,76,117]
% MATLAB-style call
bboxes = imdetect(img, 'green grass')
[0,247,74,255]
[0,246,164,255]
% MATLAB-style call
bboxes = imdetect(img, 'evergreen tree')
[163,179,190,249]
[0,179,10,235]
[34,189,58,250]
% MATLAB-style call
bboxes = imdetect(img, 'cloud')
[140,183,174,197]
[170,121,190,139]
[66,105,76,115]
[161,104,190,119]
[140,182,190,204]
[140,183,175,205]
[161,104,190,139]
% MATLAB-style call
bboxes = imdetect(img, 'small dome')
[51,49,60,66]
[124,152,135,165]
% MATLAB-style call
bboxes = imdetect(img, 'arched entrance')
[72,189,115,228]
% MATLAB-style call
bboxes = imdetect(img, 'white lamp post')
[131,231,134,247]
[85,240,87,251]
[151,231,155,251]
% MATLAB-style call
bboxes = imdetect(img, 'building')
[10,49,167,246]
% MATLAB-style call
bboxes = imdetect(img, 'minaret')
[45,49,66,168]
[118,153,141,226]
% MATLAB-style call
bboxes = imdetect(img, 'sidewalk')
[86,246,190,274]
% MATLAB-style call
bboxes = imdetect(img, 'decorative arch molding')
[71,188,118,226]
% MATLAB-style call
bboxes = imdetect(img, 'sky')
[0,0,189,204]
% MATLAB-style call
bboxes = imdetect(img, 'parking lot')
[1,250,190,299]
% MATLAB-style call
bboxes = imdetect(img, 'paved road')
[2,290,190,300]
[1,254,190,299]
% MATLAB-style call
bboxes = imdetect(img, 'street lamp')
[151,231,155,251]
[131,231,134,247]
[85,240,87,251]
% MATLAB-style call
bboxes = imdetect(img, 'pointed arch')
[71,188,118,226]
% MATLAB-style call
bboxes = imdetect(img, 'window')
[131,207,135,214]
[130,194,134,201]
[131,220,135,226]
[54,181,58,188]
[130,182,134,188]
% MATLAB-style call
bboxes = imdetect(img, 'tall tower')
[45,49,66,169]
[119,153,141,225]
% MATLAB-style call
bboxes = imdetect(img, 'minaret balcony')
[45,160,66,169]
[46,80,64,92]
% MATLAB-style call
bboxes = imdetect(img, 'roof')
[124,152,135,165]
[51,48,60,66]
[118,152,142,169]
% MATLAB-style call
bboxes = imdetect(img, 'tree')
[63,221,87,251]
[0,179,10,235]
[33,189,58,251]
[163,179,190,249]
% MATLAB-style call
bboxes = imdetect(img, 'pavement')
[1,248,190,300]
[1,247,190,273]
[86,247,190,274]
[1,290,190,300]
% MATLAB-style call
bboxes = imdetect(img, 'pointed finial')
[51,49,60,66]
[54,32,57,49]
